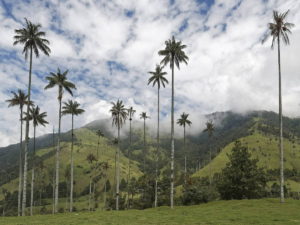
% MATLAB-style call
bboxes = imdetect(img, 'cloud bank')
[0,0,300,147]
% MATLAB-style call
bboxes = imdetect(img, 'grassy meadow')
[1,199,300,225]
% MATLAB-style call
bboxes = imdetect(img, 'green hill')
[192,115,300,192]
[0,127,143,208]
[2,110,300,213]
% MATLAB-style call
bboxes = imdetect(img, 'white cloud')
[1,0,300,147]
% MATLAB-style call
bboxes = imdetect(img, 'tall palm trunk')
[30,126,36,216]
[126,118,132,209]
[184,125,186,185]
[116,122,120,210]
[104,178,107,209]
[97,136,100,159]
[278,37,284,203]
[55,95,62,213]
[70,114,74,212]
[18,106,23,216]
[89,178,92,211]
[170,60,175,209]
[154,87,160,208]
[92,182,95,211]
[143,118,146,172]
[22,46,33,216]
[52,126,55,215]
[209,137,212,186]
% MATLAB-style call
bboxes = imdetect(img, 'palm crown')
[262,10,294,48]
[96,130,104,137]
[204,121,215,137]
[140,112,150,120]
[24,106,48,127]
[6,89,33,110]
[127,107,136,121]
[177,113,192,128]
[62,100,85,116]
[148,65,168,89]
[158,36,189,69]
[13,18,51,60]
[110,100,128,129]
[44,68,76,100]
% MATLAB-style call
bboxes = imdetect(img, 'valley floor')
[0,199,300,225]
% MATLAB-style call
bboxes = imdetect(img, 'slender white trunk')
[170,60,175,209]
[92,182,95,211]
[104,179,107,210]
[52,127,55,215]
[55,95,62,213]
[278,37,284,203]
[209,137,212,186]
[116,125,120,210]
[18,107,23,216]
[22,46,33,216]
[89,178,91,211]
[30,126,36,216]
[70,114,74,212]
[126,118,132,209]
[30,168,34,216]
[184,125,186,185]
[143,119,146,172]
[155,87,160,208]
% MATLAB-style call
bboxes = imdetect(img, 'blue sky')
[0,0,300,147]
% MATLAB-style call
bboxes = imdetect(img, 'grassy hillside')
[0,199,300,225]
[192,117,300,191]
[0,128,143,202]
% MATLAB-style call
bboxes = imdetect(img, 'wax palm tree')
[14,18,50,216]
[203,121,214,186]
[96,130,104,159]
[44,68,76,213]
[148,64,168,207]
[158,36,188,208]
[177,112,192,185]
[110,100,128,210]
[140,112,150,172]
[24,105,48,216]
[64,166,71,212]
[6,89,32,216]
[126,106,136,209]
[62,100,84,212]
[262,10,294,203]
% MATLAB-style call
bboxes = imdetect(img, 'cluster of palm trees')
[4,8,294,215]
[7,18,85,216]
[109,35,191,210]
[107,9,294,210]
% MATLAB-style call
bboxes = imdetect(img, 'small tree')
[217,141,267,200]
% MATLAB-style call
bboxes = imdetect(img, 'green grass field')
[1,199,300,225]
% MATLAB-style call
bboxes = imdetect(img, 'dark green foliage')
[107,195,126,210]
[105,180,111,192]
[269,182,288,197]
[131,175,155,209]
[120,178,127,191]
[181,177,219,205]
[217,141,267,200]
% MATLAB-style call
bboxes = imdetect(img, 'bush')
[181,178,219,205]
[217,141,267,200]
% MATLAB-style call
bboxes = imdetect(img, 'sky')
[0,0,300,147]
